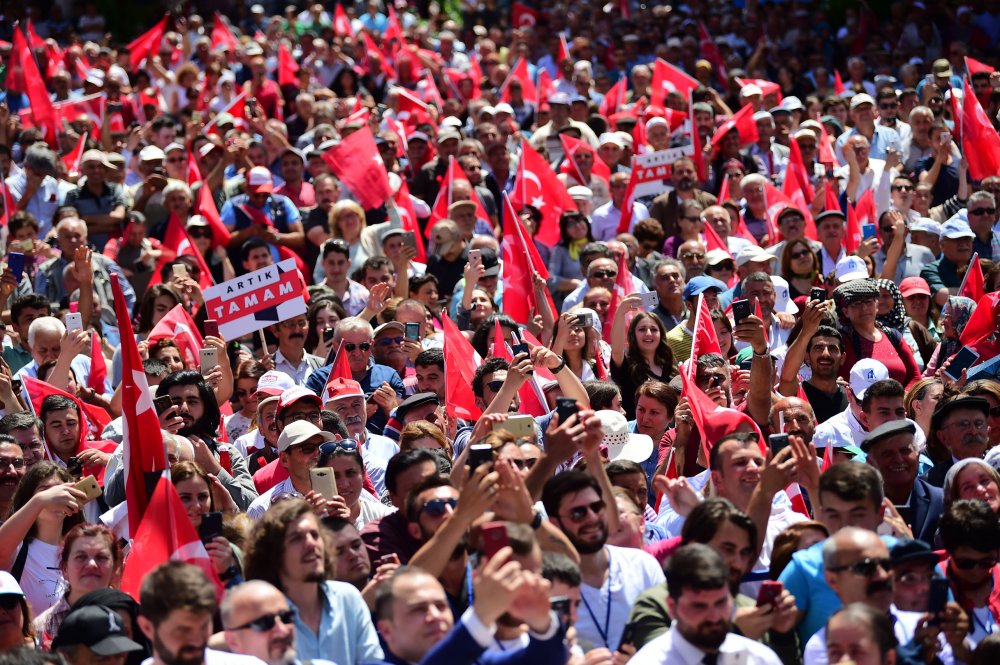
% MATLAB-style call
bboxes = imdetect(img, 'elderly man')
[835,94,903,163]
[703,205,752,257]
[766,207,821,259]
[747,111,789,182]
[966,191,1000,262]
[63,150,128,251]
[925,396,992,487]
[921,218,976,305]
[13,317,110,396]
[649,157,717,239]
[677,239,708,278]
[5,144,73,237]
[560,253,649,313]
[592,172,650,241]
[323,377,398,497]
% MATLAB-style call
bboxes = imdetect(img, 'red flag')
[321,342,355,404]
[966,56,995,76]
[824,176,841,213]
[718,175,754,244]
[821,439,835,472]
[420,72,444,108]
[0,180,16,226]
[703,217,733,257]
[650,58,699,109]
[147,304,205,370]
[511,141,577,246]
[961,292,1000,346]
[736,77,782,103]
[679,366,766,465]
[186,157,202,186]
[210,12,238,53]
[499,58,537,104]
[854,189,876,226]
[11,27,57,145]
[698,22,727,86]
[689,93,708,182]
[755,299,768,345]
[959,253,986,304]
[688,294,723,378]
[490,318,508,358]
[780,141,819,241]
[833,70,846,96]
[511,2,542,27]
[88,332,107,394]
[428,156,492,230]
[442,314,483,420]
[616,167,640,235]
[195,184,231,249]
[602,252,636,343]
[599,78,627,118]
[785,482,810,517]
[120,473,223,601]
[393,87,431,128]
[961,79,1000,181]
[710,104,759,149]
[845,198,861,254]
[559,134,611,186]
[950,93,963,147]
[147,214,214,290]
[501,194,556,325]
[333,4,352,36]
[536,69,555,107]
[278,42,300,88]
[23,375,111,449]
[384,5,403,42]
[128,15,168,71]
[557,35,570,68]
[203,92,248,135]
[392,178,427,262]
[322,126,393,210]
[817,120,839,168]
[61,132,88,179]
[593,336,609,380]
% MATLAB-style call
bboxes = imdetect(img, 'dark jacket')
[908,476,945,544]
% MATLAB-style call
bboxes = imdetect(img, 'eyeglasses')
[970,207,997,216]
[563,500,606,523]
[942,419,989,430]
[879,103,898,110]
[291,441,323,455]
[421,498,458,517]
[486,380,505,393]
[829,557,893,577]
[0,596,21,611]
[232,610,296,632]
[188,228,212,238]
[591,270,617,279]
[891,185,914,192]
[377,336,404,346]
[343,342,372,352]
[0,458,25,469]
[790,249,812,260]
[284,411,321,425]
[167,157,186,163]
[319,439,359,456]
[953,556,998,570]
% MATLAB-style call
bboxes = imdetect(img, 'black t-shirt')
[427,249,469,299]
[802,380,850,425]
[303,207,329,275]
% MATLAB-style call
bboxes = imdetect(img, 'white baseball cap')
[276,420,336,453]
[255,370,295,398]
[849,359,889,400]
[835,255,869,282]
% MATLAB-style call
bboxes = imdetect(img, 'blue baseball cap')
[683,276,728,300]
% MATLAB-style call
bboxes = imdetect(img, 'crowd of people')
[4,1,1000,664]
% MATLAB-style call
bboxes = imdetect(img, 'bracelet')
[551,358,567,373]
[752,348,771,359]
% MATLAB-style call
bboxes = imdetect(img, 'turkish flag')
[650,59,699,108]
[845,197,861,254]
[687,294,723,380]
[703,218,733,257]
[393,87,432,128]
[959,253,986,304]
[961,293,1000,346]
[817,120,839,168]
[203,92,248,135]
[489,324,550,417]
[11,27,57,145]
[23,375,112,449]
[0,181,16,225]
[62,132,88,179]
[148,214,214,290]
[88,332,107,394]
[210,12,238,53]
[824,176,841,214]
[698,22,727,86]
[511,141,577,246]
[442,313,483,421]
[147,304,205,370]
[559,134,611,186]
[111,276,167,538]
[420,72,445,107]
[512,2,542,28]
[501,194,553,326]
[128,15,169,71]
[195,185,231,249]
[322,126,393,210]
[961,79,1000,181]
[384,5,403,42]
[120,472,223,601]
[780,140,819,240]
[833,70,846,96]
[602,252,636,343]
[427,156,492,231]
[599,78,627,118]
[393,178,427,262]
[966,56,994,75]
[736,77,782,103]
[536,69,555,107]
[499,58,537,105]
[854,189,876,226]
[186,158,202,186]
[320,341,355,404]
[333,4,352,36]
[278,42,300,88]
[689,93,708,182]
[616,167,640,235]
[679,365,766,467]
[710,103,759,149]
[719,176,755,245]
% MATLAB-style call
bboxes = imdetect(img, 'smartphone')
[203,319,220,338]
[469,249,482,267]
[571,312,593,328]
[15,240,33,253]
[639,291,659,308]
[67,456,82,477]
[618,622,637,650]
[732,298,752,325]
[7,252,24,285]
[199,347,219,375]
[323,327,335,342]
[198,511,224,543]
[73,475,102,503]
[556,397,578,424]
[377,553,400,567]
[550,596,571,626]
[756,580,784,608]
[810,287,826,302]
[769,433,790,456]
[154,395,175,416]
[928,577,949,616]
[480,521,510,559]
[192,110,203,124]
[404,322,420,341]
[309,467,338,500]
[468,443,494,471]
[172,263,189,279]
[401,231,417,251]
[511,343,530,357]
[862,223,877,241]
[944,346,980,381]
[739,358,753,371]
[65,312,84,332]
[497,414,535,438]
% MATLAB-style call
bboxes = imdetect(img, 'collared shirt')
[1,343,33,375]
[813,407,927,452]
[274,349,324,386]
[631,623,782,665]
[591,199,650,241]
[246,478,295,521]
[362,431,400,499]
[818,245,846,277]
[834,125,903,162]
[874,242,936,285]
[63,182,128,251]
[288,580,383,663]
[5,172,74,237]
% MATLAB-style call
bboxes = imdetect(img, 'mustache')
[866,580,893,596]
[344,415,363,425]
[963,434,990,446]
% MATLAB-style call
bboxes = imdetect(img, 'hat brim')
[89,636,144,656]
[248,183,274,194]
[901,287,932,298]
[607,434,654,464]
[837,269,869,283]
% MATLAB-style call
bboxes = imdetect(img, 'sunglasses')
[563,500,606,523]
[232,610,296,632]
[591,270,617,279]
[953,556,998,571]
[421,498,458,517]
[970,207,997,216]
[377,336,404,346]
[344,342,372,352]
[486,380,505,393]
[319,439,360,456]
[790,249,813,260]
[829,557,893,577]
[0,595,21,611]
[681,252,706,260]
[879,103,898,110]
[188,228,212,238]
[891,185,914,192]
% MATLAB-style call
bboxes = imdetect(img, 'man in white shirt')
[631,544,782,665]
[591,172,649,241]
[5,144,74,238]
[271,313,324,386]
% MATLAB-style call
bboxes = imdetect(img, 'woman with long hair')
[399,421,453,461]
[172,461,241,579]
[780,238,821,300]
[547,211,593,305]
[924,296,977,377]
[876,279,936,370]
[551,310,608,381]
[610,298,675,419]
[328,200,375,268]
[904,377,944,439]
[304,296,347,359]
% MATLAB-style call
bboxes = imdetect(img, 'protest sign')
[202,259,307,339]
[630,145,695,199]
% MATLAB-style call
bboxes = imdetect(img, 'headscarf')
[939,296,977,362]
[876,279,908,332]
[833,278,879,330]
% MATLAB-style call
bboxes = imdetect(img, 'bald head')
[771,396,816,442]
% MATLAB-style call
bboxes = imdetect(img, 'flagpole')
[958,252,979,297]
[686,292,704,382]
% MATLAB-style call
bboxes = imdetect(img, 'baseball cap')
[849,93,876,110]
[0,572,24,598]
[780,96,805,112]
[735,245,776,269]
[705,249,734,267]
[138,145,166,163]
[255,370,295,398]
[941,219,975,240]
[598,132,624,148]
[323,377,365,406]
[277,386,322,416]
[185,215,209,229]
[645,116,668,131]
[753,111,773,122]
[163,142,185,155]
[568,186,594,200]
[596,410,654,464]
[247,166,274,194]
[899,277,932,298]
[437,128,461,143]
[276,420,337,453]
[52,605,143,656]
[81,150,114,168]
[494,103,514,116]
[548,92,571,106]
[932,59,954,77]
[373,321,405,339]
[448,200,477,216]
[835,255,869,282]
[396,392,440,422]
[849,359,889,400]
[683,275,728,300]
[910,218,942,237]
[889,538,940,567]
[741,84,763,98]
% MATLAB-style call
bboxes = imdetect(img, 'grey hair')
[334,316,374,342]
[969,191,996,208]
[162,179,193,200]
[740,173,768,190]
[24,144,58,175]
[27,316,66,348]
[655,258,686,281]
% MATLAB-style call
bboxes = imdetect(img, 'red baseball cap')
[899,277,932,298]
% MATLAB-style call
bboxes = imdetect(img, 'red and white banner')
[203,259,307,339]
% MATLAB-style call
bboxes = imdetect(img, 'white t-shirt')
[225,412,254,443]
[16,540,63,615]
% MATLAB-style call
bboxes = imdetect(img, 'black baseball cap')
[51,605,143,656]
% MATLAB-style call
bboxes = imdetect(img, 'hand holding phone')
[6,253,24,283]
[199,512,224,543]
[756,580,783,607]
[199,347,219,375]
[944,346,980,381]
[732,299,752,325]
[309,467,338,500]
[480,521,510,559]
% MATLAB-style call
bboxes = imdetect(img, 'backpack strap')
[10,541,29,582]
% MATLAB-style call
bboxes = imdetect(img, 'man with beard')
[138,562,262,665]
[222,581,337,665]
[270,314,324,387]
[542,471,664,652]
[778,306,850,424]
[0,438,25,520]
[630,544,783,664]
[243,500,383,664]
[157,370,258,510]
[801,528,896,664]
[648,158,716,239]
[924,396,992,487]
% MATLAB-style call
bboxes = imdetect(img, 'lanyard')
[580,549,614,648]
[972,607,997,636]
